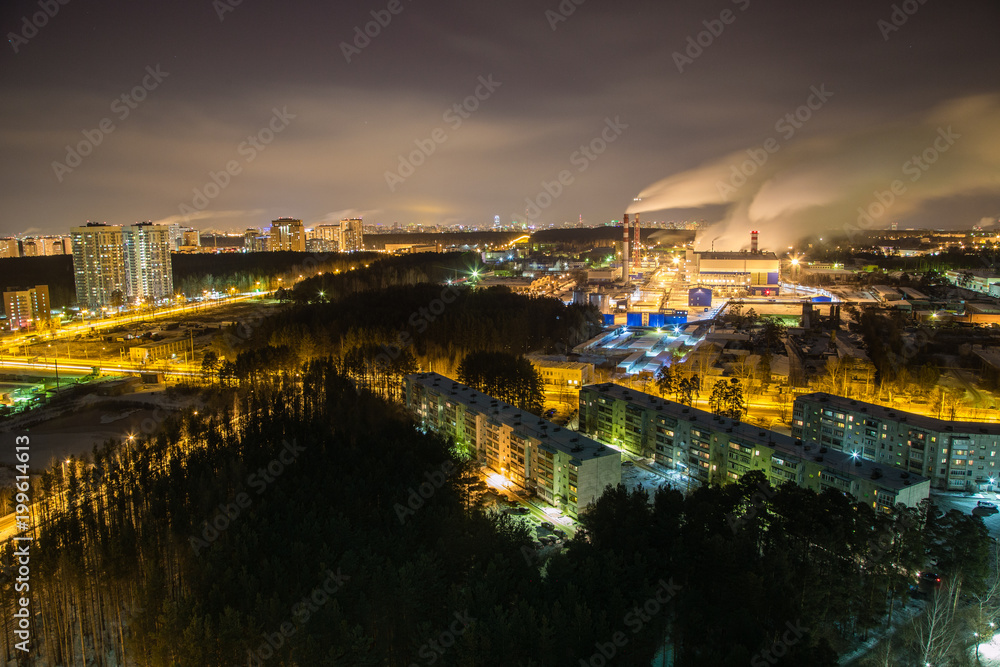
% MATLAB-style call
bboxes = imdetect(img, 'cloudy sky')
[2,0,999,245]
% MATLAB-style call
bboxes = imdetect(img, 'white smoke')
[627,94,1000,252]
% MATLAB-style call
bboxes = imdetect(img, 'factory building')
[687,249,781,297]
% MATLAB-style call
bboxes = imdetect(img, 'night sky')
[3,0,999,248]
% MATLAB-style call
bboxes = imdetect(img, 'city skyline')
[2,0,999,244]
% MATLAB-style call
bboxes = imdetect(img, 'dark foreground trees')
[457,350,544,414]
[3,363,991,665]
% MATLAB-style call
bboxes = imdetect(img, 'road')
[930,491,1000,540]
[0,355,203,379]
[3,292,257,350]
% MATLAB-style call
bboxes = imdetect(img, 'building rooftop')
[797,392,1000,437]
[409,373,616,462]
[697,251,779,260]
[587,383,928,493]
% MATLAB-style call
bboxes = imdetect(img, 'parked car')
[544,408,557,418]
[918,571,942,592]
[977,501,998,510]
[553,529,566,538]
[540,521,555,530]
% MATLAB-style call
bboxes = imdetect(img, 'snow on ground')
[621,462,676,501]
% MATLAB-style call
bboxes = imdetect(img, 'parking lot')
[930,491,1000,540]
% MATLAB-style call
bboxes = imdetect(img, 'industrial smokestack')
[751,230,759,253]
[632,213,641,272]
[623,214,630,278]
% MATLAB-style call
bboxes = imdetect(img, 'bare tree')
[968,542,1000,663]
[910,579,962,666]
[861,638,896,667]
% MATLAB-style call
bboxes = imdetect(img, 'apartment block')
[123,224,174,303]
[268,218,306,252]
[71,223,173,309]
[22,236,69,256]
[71,224,127,309]
[793,392,1000,491]
[243,228,267,252]
[405,372,621,518]
[3,285,50,331]
[580,384,928,510]
[339,218,364,252]
[311,224,341,252]
[0,238,20,258]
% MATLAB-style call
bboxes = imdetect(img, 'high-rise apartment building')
[312,224,341,252]
[0,238,20,258]
[71,223,173,308]
[339,218,364,252]
[268,218,306,251]
[21,237,69,256]
[181,228,201,247]
[123,223,174,304]
[243,228,267,252]
[3,285,50,331]
[71,224,127,309]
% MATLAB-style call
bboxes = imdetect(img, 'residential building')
[3,285,50,331]
[71,224,127,309]
[71,223,173,309]
[123,223,174,304]
[312,224,341,252]
[339,218,364,252]
[579,383,929,510]
[166,223,183,251]
[0,238,20,258]
[21,236,69,256]
[793,392,1000,491]
[268,218,306,251]
[181,228,201,247]
[405,372,621,518]
[243,228,267,252]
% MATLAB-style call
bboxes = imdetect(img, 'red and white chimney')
[751,230,759,253]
